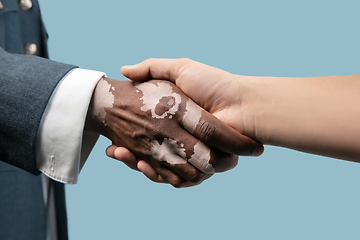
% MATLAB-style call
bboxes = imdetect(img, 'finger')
[144,134,212,185]
[105,145,117,158]
[176,138,238,173]
[155,166,209,188]
[195,110,264,156]
[148,139,213,180]
[209,149,239,173]
[181,98,264,157]
[137,160,168,184]
[138,158,209,187]
[111,146,140,171]
[167,161,212,184]
[121,58,181,83]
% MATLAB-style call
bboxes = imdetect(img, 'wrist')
[239,75,322,148]
[84,77,119,136]
[235,74,284,145]
[231,74,262,141]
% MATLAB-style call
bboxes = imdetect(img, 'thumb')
[121,58,184,83]
[121,63,151,82]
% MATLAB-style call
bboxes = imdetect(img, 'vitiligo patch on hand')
[135,82,181,119]
[135,81,213,173]
[150,138,187,165]
[182,99,202,134]
[93,79,115,120]
[150,138,214,173]
[188,141,214,173]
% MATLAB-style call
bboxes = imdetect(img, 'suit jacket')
[0,0,76,239]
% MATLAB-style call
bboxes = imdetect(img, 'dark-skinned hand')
[86,78,262,187]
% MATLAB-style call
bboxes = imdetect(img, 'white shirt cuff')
[36,68,105,184]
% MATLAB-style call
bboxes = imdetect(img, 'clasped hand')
[86,76,262,187]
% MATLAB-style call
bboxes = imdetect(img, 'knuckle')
[197,120,216,142]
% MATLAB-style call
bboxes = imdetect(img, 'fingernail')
[251,146,264,157]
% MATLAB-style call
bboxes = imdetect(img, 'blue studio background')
[39,0,360,239]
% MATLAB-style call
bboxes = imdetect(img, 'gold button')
[0,1,3,9]
[19,0,32,11]
[23,43,37,55]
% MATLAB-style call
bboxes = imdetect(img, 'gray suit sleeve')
[0,47,77,175]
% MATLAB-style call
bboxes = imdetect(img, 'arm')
[120,58,360,162]
[237,74,360,161]
[36,68,104,184]
[0,47,76,174]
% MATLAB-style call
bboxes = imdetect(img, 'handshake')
[85,58,264,188]
[85,58,360,187]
